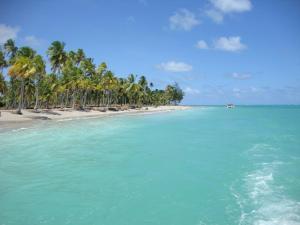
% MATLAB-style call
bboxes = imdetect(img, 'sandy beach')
[0,106,191,131]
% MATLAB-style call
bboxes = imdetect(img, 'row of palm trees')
[0,39,184,114]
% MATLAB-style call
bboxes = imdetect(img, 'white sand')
[0,106,191,124]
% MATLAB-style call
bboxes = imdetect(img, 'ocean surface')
[0,106,300,225]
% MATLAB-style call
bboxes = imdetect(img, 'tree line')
[0,40,184,114]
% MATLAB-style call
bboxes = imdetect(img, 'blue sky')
[1,0,300,105]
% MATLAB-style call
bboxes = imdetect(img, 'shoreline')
[0,106,191,131]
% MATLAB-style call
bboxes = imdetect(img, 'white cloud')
[210,0,252,13]
[214,36,246,52]
[206,9,224,23]
[206,0,252,23]
[196,40,209,49]
[231,86,263,98]
[23,35,43,47]
[169,9,200,31]
[0,24,19,44]
[184,87,200,95]
[157,61,193,72]
[231,72,251,79]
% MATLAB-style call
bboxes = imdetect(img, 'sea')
[0,106,300,225]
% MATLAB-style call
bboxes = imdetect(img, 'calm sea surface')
[1,106,300,225]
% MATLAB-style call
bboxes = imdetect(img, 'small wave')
[252,199,300,225]
[56,118,74,122]
[230,185,247,225]
[248,172,300,225]
[246,169,274,201]
[12,127,28,132]
[245,144,278,156]
[232,162,300,225]
[197,221,207,225]
[232,143,300,225]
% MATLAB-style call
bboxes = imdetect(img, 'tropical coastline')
[0,39,185,120]
[0,39,188,131]
[1,1,300,225]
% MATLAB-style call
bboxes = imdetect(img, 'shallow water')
[0,106,300,225]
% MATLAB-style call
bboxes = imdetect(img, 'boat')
[226,104,235,108]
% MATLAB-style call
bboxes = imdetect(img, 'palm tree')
[138,75,147,88]
[62,58,83,109]
[78,77,92,108]
[117,78,128,105]
[81,58,95,77]
[76,49,85,66]
[33,55,46,110]
[164,83,184,105]
[101,71,118,106]
[47,41,67,75]
[90,62,107,106]
[80,58,95,108]
[16,47,36,59]
[40,73,59,108]
[0,72,6,95]
[8,56,36,114]
[138,75,149,104]
[96,62,107,77]
[0,50,7,73]
[128,73,136,84]
[13,47,36,109]
[68,51,77,63]
[126,74,143,105]
[24,78,35,109]
[0,72,7,108]
[4,39,18,64]
[3,40,18,108]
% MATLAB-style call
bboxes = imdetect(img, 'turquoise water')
[1,106,300,225]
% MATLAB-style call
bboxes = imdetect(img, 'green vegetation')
[0,39,184,113]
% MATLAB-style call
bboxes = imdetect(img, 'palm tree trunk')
[107,94,110,106]
[83,91,88,108]
[60,93,64,108]
[96,92,99,106]
[72,90,77,109]
[16,79,24,114]
[65,90,69,108]
[34,82,39,111]
[101,93,104,106]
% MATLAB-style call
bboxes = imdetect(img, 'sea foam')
[234,144,300,225]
